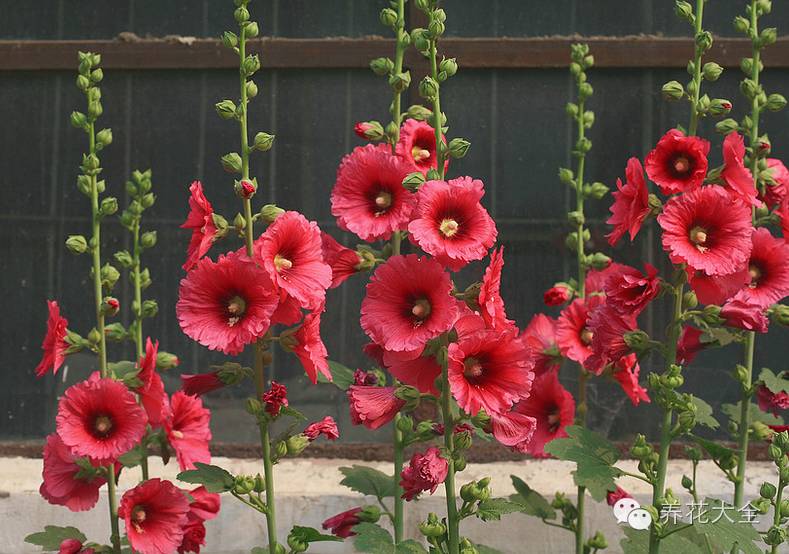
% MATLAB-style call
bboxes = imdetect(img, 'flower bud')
[357,505,381,523]
[701,304,723,325]
[419,76,439,100]
[674,1,693,22]
[770,304,789,326]
[759,28,778,47]
[760,482,777,499]
[587,532,607,550]
[222,31,238,49]
[221,152,243,173]
[696,30,713,51]
[250,132,275,153]
[244,21,259,38]
[70,111,88,129]
[406,104,432,121]
[286,434,310,456]
[683,290,698,309]
[245,397,262,416]
[702,62,723,81]
[66,235,88,254]
[766,93,787,112]
[246,80,258,98]
[419,513,446,538]
[234,6,249,22]
[259,204,285,224]
[215,99,237,120]
[623,330,650,352]
[439,57,458,77]
[662,80,685,101]
[379,8,398,28]
[354,121,384,141]
[141,299,158,318]
[235,179,256,199]
[579,82,594,99]
[156,351,179,370]
[233,213,246,232]
[733,15,750,34]
[103,322,126,342]
[369,57,394,76]
[140,231,157,249]
[102,297,120,317]
[765,525,786,546]
[709,98,732,116]
[141,192,155,209]
[241,55,261,76]
[286,535,307,554]
[233,475,255,495]
[769,444,783,462]
[428,19,445,38]
[388,71,411,93]
[715,118,739,134]
[558,167,575,186]
[274,440,288,459]
[741,79,759,100]
[588,181,609,199]
[681,475,693,490]
[587,252,611,269]
[448,137,470,159]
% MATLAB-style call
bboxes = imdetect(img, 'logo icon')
[627,508,653,530]
[612,498,653,530]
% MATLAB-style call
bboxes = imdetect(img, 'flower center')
[374,191,392,215]
[673,156,691,175]
[580,328,594,345]
[689,226,708,252]
[547,410,561,433]
[132,505,146,533]
[411,146,432,162]
[274,254,293,272]
[749,263,762,287]
[93,414,113,437]
[171,429,184,439]
[439,218,460,238]
[463,357,484,380]
[411,298,432,321]
[227,295,247,327]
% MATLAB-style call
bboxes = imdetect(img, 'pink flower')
[304,416,340,441]
[353,369,378,386]
[290,302,331,384]
[447,328,534,416]
[721,299,769,333]
[657,185,753,275]
[321,232,362,288]
[255,211,332,310]
[543,285,572,307]
[400,447,449,501]
[176,251,278,355]
[756,385,789,417]
[490,410,537,453]
[177,520,206,554]
[734,227,789,308]
[361,254,457,352]
[396,119,448,175]
[613,354,650,406]
[607,157,651,245]
[119,478,190,554]
[478,247,514,330]
[511,370,575,458]
[181,181,217,271]
[645,129,709,194]
[585,262,631,295]
[262,381,289,416]
[181,372,225,397]
[763,158,789,208]
[348,385,405,430]
[56,376,147,464]
[382,348,442,395]
[721,132,758,206]
[39,433,106,512]
[58,538,94,554]
[603,263,660,316]
[585,306,638,374]
[331,144,415,242]
[677,326,705,365]
[177,487,220,554]
[556,295,605,366]
[323,507,362,538]
[270,290,303,327]
[687,267,750,305]
[135,338,167,427]
[408,176,497,271]
[520,314,561,376]
[607,487,634,507]
[166,391,211,471]
[354,122,378,139]
[35,300,70,378]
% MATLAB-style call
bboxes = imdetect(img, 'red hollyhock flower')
[603,263,660,316]
[262,381,289,416]
[400,446,449,501]
[645,129,709,194]
[135,338,167,427]
[607,157,650,245]
[56,376,147,464]
[657,185,753,275]
[361,254,457,352]
[520,314,561,376]
[255,211,332,310]
[166,391,211,471]
[607,487,633,507]
[304,416,340,441]
[688,267,750,305]
[35,300,70,378]
[756,385,789,417]
[780,197,789,243]
[478,247,514,330]
[348,385,406,430]
[270,290,303,327]
[321,232,362,288]
[181,181,217,272]
[353,369,378,386]
[396,118,448,175]
[176,251,278,355]
[613,354,650,406]
[764,158,789,208]
[490,410,537,453]
[734,227,789,308]
[177,520,205,554]
[556,295,605,366]
[408,176,497,271]
[721,299,769,333]
[543,285,572,306]
[39,433,106,512]
[677,326,706,365]
[177,486,220,554]
[447,328,534,416]
[181,372,224,397]
[584,262,629,295]
[119,478,190,554]
[331,144,415,242]
[58,538,94,554]
[291,302,331,384]
[721,132,758,206]
[585,306,638,374]
[322,507,362,538]
[511,370,575,458]
[382,348,442,395]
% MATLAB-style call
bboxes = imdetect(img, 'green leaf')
[758,368,789,395]
[721,402,784,426]
[692,499,762,554]
[543,425,621,501]
[288,526,343,544]
[690,396,719,429]
[353,523,394,553]
[25,526,87,551]
[476,498,525,521]
[279,405,307,421]
[339,465,395,498]
[621,526,703,554]
[700,327,737,346]
[177,462,235,493]
[319,360,356,390]
[509,475,556,520]
[118,445,145,468]
[692,435,736,467]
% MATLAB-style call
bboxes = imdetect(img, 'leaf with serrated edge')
[476,498,525,521]
[721,402,784,426]
[758,368,789,395]
[288,526,343,543]
[692,499,761,554]
[509,475,556,520]
[318,360,355,390]
[339,465,395,498]
[690,396,719,429]
[25,526,87,551]
[353,522,394,553]
[177,462,235,493]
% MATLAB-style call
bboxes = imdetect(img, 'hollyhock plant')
[400,447,449,501]
[35,300,71,378]
[396,118,447,175]
[584,306,638,374]
[764,158,789,208]
[733,227,789,308]
[58,539,94,554]
[118,478,190,554]
[644,128,709,194]
[721,298,769,333]
[677,326,706,365]
[489,410,537,453]
[607,156,651,245]
[603,263,660,316]
[181,372,225,397]
[606,487,633,507]
[520,313,561,376]
[721,132,758,206]
[322,507,363,538]
[348,385,406,430]
[478,246,514,330]
[287,303,331,384]
[407,176,497,271]
[135,338,167,426]
[181,181,217,271]
[555,295,605,366]
[177,487,221,554]
[262,380,289,416]
[382,348,442,395]
[165,391,212,471]
[584,262,630,295]
[40,433,106,512]
[320,232,363,288]
[331,143,415,242]
[688,266,750,305]
[304,416,340,441]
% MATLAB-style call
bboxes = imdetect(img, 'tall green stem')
[130,216,150,481]
[440,348,460,554]
[106,468,121,553]
[428,45,446,181]
[770,479,785,554]
[687,0,705,136]
[88,122,108,379]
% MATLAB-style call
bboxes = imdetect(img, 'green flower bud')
[379,8,398,28]
[709,98,732,116]
[76,75,90,91]
[760,482,777,499]
[587,252,611,269]
[245,397,262,416]
[741,79,760,100]
[369,57,394,76]
[765,525,785,546]
[286,535,307,554]
[766,93,787,112]
[274,440,288,459]
[241,54,261,76]
[428,19,445,38]
[396,414,414,434]
[406,104,432,120]
[770,304,789,326]
[244,21,259,38]
[357,505,381,523]
[623,330,651,351]
[259,204,285,224]
[99,263,120,291]
[696,30,713,51]
[733,15,750,34]
[233,213,246,231]
[156,351,179,370]
[701,304,723,325]
[141,299,158,318]
[769,444,783,462]
[459,539,478,554]
[588,181,609,199]
[221,152,243,173]
[234,6,249,23]
[715,118,739,134]
[104,322,126,342]
[253,132,275,151]
[88,100,103,119]
[70,111,88,129]
[418,513,446,538]
[222,31,238,49]
[286,434,310,456]
[759,28,778,48]
[388,71,411,93]
[140,231,157,249]
[87,327,101,345]
[579,82,594,99]
[702,62,723,81]
[681,475,693,490]
[233,475,255,495]
[419,76,439,100]
[674,1,693,23]
[215,99,237,120]
[439,57,458,77]
[587,531,607,550]
[66,235,89,254]
[565,102,579,118]
[101,297,120,317]
[95,128,113,149]
[245,80,258,98]
[448,137,470,159]
[558,167,574,186]
[757,0,772,14]
[662,80,685,100]
[752,420,772,441]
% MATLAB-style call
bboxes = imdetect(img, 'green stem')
[428,43,446,181]
[440,348,460,554]
[261,423,278,552]
[390,0,406,147]
[88,122,108,379]
[770,480,784,554]
[106,467,121,553]
[131,215,150,482]
[393,414,405,543]
[687,0,705,136]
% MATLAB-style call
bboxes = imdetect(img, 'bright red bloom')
[400,446,449,501]
[658,185,753,275]
[291,302,331,384]
[262,381,289,416]
[331,144,415,242]
[677,326,705,365]
[687,267,750,305]
[166,391,211,471]
[177,520,206,554]
[585,262,629,295]
[321,232,362,288]
[511,370,575,458]
[448,328,534,416]
[181,181,217,271]
[39,433,106,512]
[35,300,70,377]
[255,211,332,310]
[58,539,94,554]
[304,416,340,441]
[408,176,497,271]
[56,376,147,464]
[603,263,660,316]
[361,254,457,352]
[396,119,448,175]
[119,478,190,554]
[176,251,278,355]
[613,354,650,406]
[607,487,633,507]
[382,348,442,395]
[721,299,769,333]
[543,285,572,306]
[721,132,758,206]
[756,385,789,417]
[645,129,709,194]
[353,369,378,386]
[136,338,167,427]
[607,157,651,245]
[270,290,303,327]
[322,507,362,538]
[520,314,561,376]
[585,306,637,374]
[764,158,789,208]
[734,227,789,308]
[478,247,514,330]
[490,410,537,454]
[181,372,224,397]
[177,487,220,554]
[354,122,376,139]
[556,295,605,366]
[348,385,406,430]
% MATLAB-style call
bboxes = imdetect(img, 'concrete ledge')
[0,457,776,553]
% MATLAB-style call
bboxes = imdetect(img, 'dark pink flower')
[348,385,405,430]
[687,267,750,305]
[543,285,572,307]
[721,299,769,333]
[262,381,289,416]
[478,247,514,330]
[721,132,758,206]
[607,157,651,245]
[119,478,190,554]
[511,370,575,458]
[763,158,789,208]
[613,354,650,406]
[677,326,705,365]
[603,263,660,316]
[400,447,449,501]
[166,391,211,471]
[290,302,331,384]
[177,487,220,554]
[181,372,225,397]
[556,295,605,366]
[757,385,789,417]
[584,305,638,374]
[323,507,362,538]
[304,416,339,441]
[734,227,789,308]
[40,433,106,512]
[520,314,561,376]
[490,410,537,454]
[382,348,442,395]
[135,338,167,427]
[645,129,709,194]
[607,487,634,507]
[181,181,217,272]
[321,232,362,288]
[396,119,448,175]
[585,263,631,295]
[35,300,70,378]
